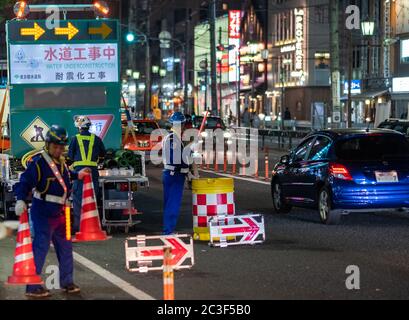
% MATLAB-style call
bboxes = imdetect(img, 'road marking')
[200,169,270,185]
[73,251,156,300]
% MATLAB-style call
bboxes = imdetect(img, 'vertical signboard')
[228,10,241,82]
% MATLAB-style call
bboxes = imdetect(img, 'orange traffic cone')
[7,210,43,286]
[74,174,108,242]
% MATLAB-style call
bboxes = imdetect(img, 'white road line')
[73,252,156,300]
[200,169,271,185]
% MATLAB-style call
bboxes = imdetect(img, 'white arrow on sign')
[209,214,266,247]
[125,234,194,273]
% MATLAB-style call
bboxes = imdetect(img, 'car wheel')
[318,187,341,225]
[272,180,292,214]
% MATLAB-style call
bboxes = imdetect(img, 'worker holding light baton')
[14,125,90,298]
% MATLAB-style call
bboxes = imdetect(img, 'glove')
[188,171,198,181]
[0,223,6,241]
[78,168,91,180]
[15,200,27,217]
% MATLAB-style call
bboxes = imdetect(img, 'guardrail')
[232,127,311,150]
[258,129,310,150]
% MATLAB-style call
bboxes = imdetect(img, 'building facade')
[391,0,409,119]
[267,0,331,127]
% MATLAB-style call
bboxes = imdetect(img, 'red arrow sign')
[221,217,260,241]
[140,238,188,265]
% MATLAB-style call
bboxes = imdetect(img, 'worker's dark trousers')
[163,170,186,235]
[26,209,73,293]
[73,168,99,233]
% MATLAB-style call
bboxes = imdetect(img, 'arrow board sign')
[125,234,194,273]
[209,214,266,248]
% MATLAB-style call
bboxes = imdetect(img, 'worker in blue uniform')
[67,116,106,233]
[14,125,90,298]
[162,112,191,235]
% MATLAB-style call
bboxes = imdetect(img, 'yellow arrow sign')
[88,22,112,39]
[55,22,79,40]
[20,22,45,41]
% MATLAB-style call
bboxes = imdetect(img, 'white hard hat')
[74,116,92,129]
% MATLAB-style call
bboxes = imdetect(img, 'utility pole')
[347,31,353,128]
[184,8,190,114]
[329,0,341,127]
[236,50,241,127]
[144,0,151,119]
[209,0,218,116]
[205,58,208,111]
[128,0,136,71]
[218,26,223,119]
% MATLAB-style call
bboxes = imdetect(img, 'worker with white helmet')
[68,116,106,233]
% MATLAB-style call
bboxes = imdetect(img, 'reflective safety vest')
[73,134,98,168]
[36,150,69,205]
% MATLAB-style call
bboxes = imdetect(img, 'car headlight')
[223,132,232,139]
[137,141,150,147]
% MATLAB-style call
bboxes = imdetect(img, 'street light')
[361,17,375,123]
[361,19,375,36]
[159,69,167,77]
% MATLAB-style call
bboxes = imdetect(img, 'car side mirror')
[280,155,290,164]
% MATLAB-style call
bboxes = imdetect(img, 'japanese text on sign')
[229,10,241,39]
[10,43,118,84]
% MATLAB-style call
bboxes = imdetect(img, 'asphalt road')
[2,159,409,300]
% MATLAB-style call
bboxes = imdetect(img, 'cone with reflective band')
[74,173,108,242]
[7,210,43,286]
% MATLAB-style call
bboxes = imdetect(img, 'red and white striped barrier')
[193,192,235,230]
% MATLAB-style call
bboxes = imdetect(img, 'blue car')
[271,129,409,224]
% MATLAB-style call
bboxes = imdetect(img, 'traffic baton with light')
[65,203,71,241]
[163,247,175,300]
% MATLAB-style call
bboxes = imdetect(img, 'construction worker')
[14,125,90,298]
[68,116,106,233]
[162,112,191,235]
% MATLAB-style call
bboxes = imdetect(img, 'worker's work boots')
[25,287,51,299]
[63,284,81,294]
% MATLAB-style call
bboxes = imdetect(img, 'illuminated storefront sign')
[343,80,362,94]
[294,8,304,73]
[402,39,409,63]
[229,10,241,82]
[280,45,295,53]
[393,77,409,93]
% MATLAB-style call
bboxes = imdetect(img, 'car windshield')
[193,117,225,129]
[378,123,409,135]
[335,134,409,161]
[134,122,158,134]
